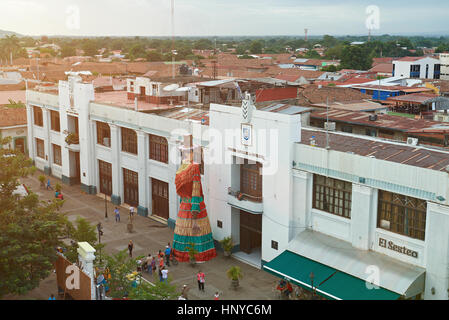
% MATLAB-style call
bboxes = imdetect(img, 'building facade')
[440,53,449,81]
[393,57,441,79]
[26,76,449,300]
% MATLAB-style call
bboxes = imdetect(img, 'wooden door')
[152,178,169,219]
[123,168,139,207]
[74,152,81,184]
[240,210,262,254]
[99,160,112,196]
[240,160,262,202]
[14,137,25,154]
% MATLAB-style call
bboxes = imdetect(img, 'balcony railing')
[227,187,263,214]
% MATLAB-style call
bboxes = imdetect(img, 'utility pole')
[171,0,175,79]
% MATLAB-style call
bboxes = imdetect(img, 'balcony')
[227,187,263,214]
[64,131,80,152]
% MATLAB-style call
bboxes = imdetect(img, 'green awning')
[263,250,401,300]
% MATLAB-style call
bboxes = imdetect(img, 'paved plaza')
[5,172,281,300]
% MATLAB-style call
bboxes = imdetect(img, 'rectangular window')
[377,191,426,241]
[97,121,111,147]
[342,125,353,133]
[33,106,43,127]
[99,160,112,196]
[313,174,352,218]
[36,138,45,159]
[121,127,137,155]
[149,134,168,163]
[52,144,62,165]
[50,110,60,132]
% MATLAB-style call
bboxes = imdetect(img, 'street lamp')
[96,222,103,264]
[103,182,108,220]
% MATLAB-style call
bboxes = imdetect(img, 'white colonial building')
[393,56,441,79]
[26,75,449,300]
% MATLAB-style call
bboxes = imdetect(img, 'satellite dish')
[176,87,191,92]
[163,84,180,91]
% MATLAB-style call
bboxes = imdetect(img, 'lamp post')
[96,222,103,264]
[103,182,108,220]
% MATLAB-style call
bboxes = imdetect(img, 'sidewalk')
[5,172,281,300]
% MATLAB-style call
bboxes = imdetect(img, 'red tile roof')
[0,105,27,127]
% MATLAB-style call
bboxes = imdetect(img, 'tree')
[249,40,263,54]
[81,40,98,57]
[340,45,373,70]
[0,135,71,297]
[61,45,76,58]
[64,217,105,264]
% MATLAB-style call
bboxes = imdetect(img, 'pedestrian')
[150,256,156,275]
[180,284,189,300]
[128,240,133,257]
[129,206,135,221]
[214,292,220,300]
[165,245,171,266]
[158,254,164,270]
[57,192,64,200]
[161,266,169,283]
[158,266,163,282]
[114,207,120,222]
[46,178,52,190]
[144,254,152,273]
[197,270,205,292]
[48,294,56,300]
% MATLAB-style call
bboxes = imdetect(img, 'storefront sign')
[379,238,418,258]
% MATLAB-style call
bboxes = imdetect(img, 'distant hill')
[0,30,22,38]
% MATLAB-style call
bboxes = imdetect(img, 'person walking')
[197,270,205,292]
[46,178,52,190]
[214,292,220,300]
[114,207,120,222]
[48,294,56,300]
[150,256,156,276]
[128,240,134,257]
[129,206,135,221]
[165,245,171,267]
[144,254,152,273]
[161,266,169,284]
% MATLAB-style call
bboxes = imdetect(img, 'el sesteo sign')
[379,238,418,259]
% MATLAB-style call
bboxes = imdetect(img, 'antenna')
[171,0,175,79]
[326,97,330,150]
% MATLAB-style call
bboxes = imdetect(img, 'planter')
[223,251,231,258]
[231,279,239,289]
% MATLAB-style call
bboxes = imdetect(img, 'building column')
[137,131,148,217]
[350,184,375,251]
[424,202,449,300]
[292,169,312,239]
[167,137,180,229]
[42,108,52,175]
[77,242,96,300]
[110,124,121,205]
[26,104,34,161]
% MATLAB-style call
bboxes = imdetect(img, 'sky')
[0,0,448,37]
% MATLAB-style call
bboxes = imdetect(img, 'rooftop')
[310,110,449,132]
[300,128,449,172]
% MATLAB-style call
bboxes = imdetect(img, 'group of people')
[115,206,136,223]
[137,242,173,284]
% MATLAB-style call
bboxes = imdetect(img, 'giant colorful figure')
[172,136,217,262]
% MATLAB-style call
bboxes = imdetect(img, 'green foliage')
[60,45,76,58]
[38,175,46,185]
[64,217,104,263]
[340,45,373,70]
[0,135,71,297]
[226,266,243,281]
[219,236,233,253]
[321,65,338,72]
[128,275,178,300]
[55,183,62,193]
[5,99,25,109]
[249,40,264,54]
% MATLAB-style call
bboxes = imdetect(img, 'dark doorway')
[123,168,139,207]
[152,178,169,220]
[99,160,112,196]
[74,152,81,184]
[14,137,25,154]
[239,210,262,254]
